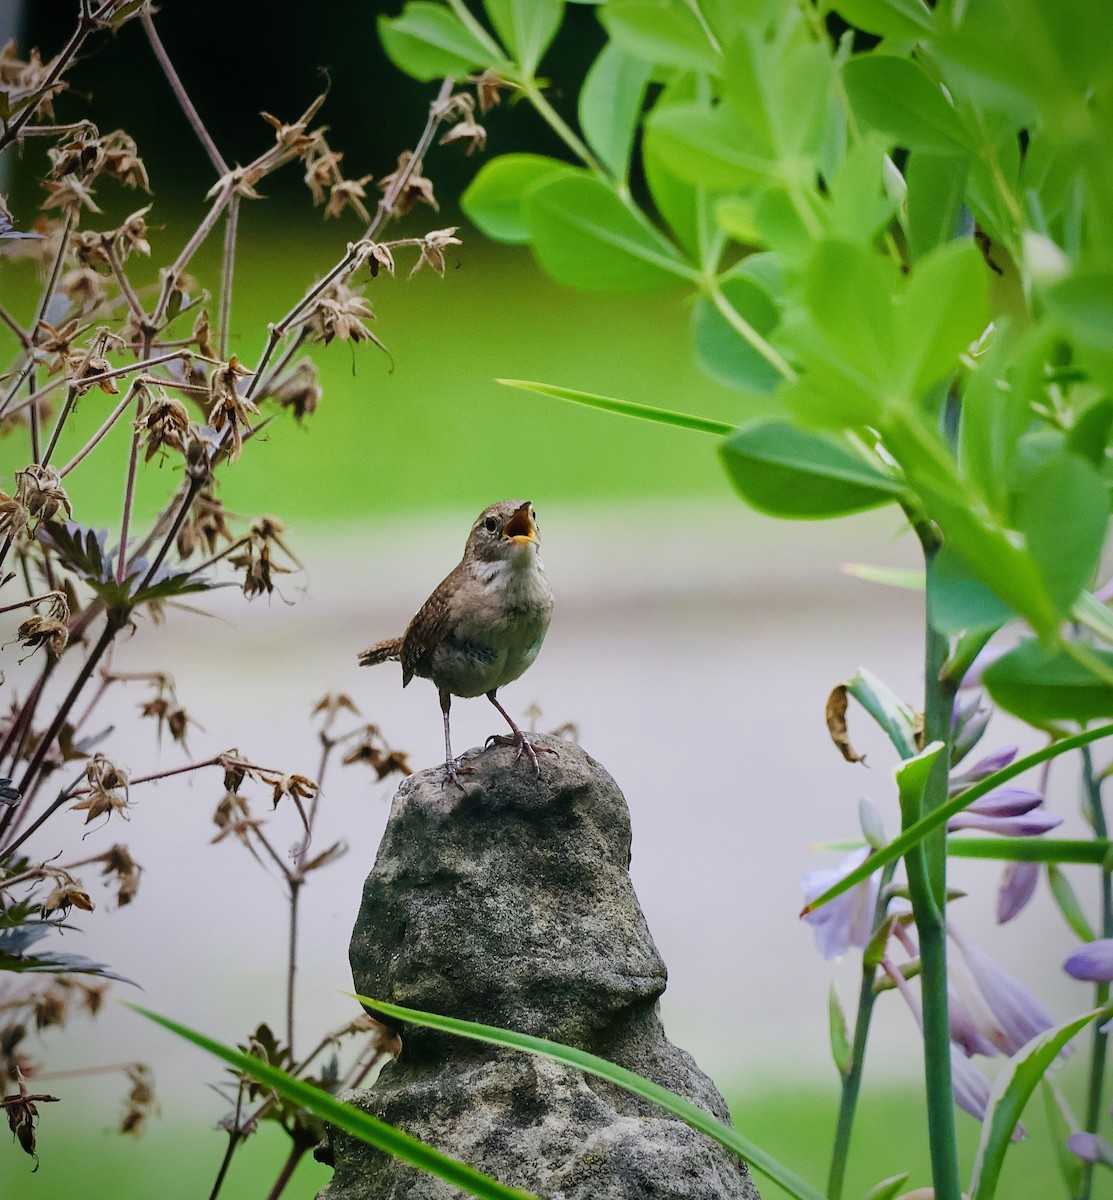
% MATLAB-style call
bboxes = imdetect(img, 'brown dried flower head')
[377,151,437,216]
[100,843,142,907]
[59,265,108,313]
[116,205,152,260]
[17,614,68,659]
[207,357,259,463]
[41,873,94,919]
[176,486,232,559]
[135,390,190,462]
[268,358,321,423]
[306,280,379,347]
[1,40,66,121]
[72,753,131,825]
[101,131,150,192]
[410,227,462,279]
[119,1063,158,1136]
[212,789,262,846]
[439,120,487,156]
[470,69,512,114]
[16,464,72,527]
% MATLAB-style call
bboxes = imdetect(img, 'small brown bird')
[359,500,554,787]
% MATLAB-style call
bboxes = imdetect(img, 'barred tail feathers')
[358,637,403,667]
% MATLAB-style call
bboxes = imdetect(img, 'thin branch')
[218,196,240,360]
[246,77,455,397]
[140,7,229,177]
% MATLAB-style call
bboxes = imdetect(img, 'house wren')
[358,500,554,787]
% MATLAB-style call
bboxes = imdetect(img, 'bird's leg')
[439,688,473,790]
[484,690,557,776]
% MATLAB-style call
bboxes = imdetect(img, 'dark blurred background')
[11,0,604,219]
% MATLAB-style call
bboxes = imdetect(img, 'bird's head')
[465,500,541,563]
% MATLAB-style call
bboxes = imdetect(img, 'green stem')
[826,861,897,1200]
[909,526,962,1200]
[1078,747,1111,1200]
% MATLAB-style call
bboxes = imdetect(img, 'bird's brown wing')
[400,565,462,687]
[358,637,403,667]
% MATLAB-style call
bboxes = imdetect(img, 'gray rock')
[319,735,760,1200]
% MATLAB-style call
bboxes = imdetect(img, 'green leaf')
[692,274,781,394]
[825,136,901,247]
[859,1175,911,1200]
[483,0,563,76]
[579,41,652,180]
[354,996,830,1200]
[1067,396,1113,469]
[523,172,693,291]
[927,542,1014,635]
[1046,272,1113,352]
[1014,453,1107,615]
[719,419,904,519]
[805,240,900,386]
[802,725,1113,917]
[842,54,974,153]
[970,1005,1113,1200]
[461,155,571,243]
[722,30,830,159]
[947,839,1108,865]
[646,101,772,189]
[904,153,970,262]
[601,0,722,74]
[1042,1078,1085,1198]
[896,240,988,395]
[132,1006,541,1200]
[378,3,497,81]
[828,983,852,1077]
[895,741,945,826]
[1047,863,1098,941]
[643,82,704,254]
[829,0,932,38]
[984,640,1113,724]
[497,379,732,433]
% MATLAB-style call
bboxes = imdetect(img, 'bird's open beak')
[504,503,539,545]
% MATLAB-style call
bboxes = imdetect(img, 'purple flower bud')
[952,705,992,765]
[997,860,1040,925]
[948,810,1062,837]
[1067,1132,1113,1164]
[950,745,1020,793]
[1064,939,1113,982]
[966,788,1043,818]
[801,848,879,961]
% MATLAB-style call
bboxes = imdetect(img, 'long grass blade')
[129,1004,541,1200]
[353,994,827,1200]
[497,378,734,435]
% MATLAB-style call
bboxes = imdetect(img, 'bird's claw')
[485,732,557,777]
[441,758,475,792]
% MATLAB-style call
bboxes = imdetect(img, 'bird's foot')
[485,731,557,777]
[441,758,475,792]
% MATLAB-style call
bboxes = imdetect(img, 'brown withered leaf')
[826,684,866,765]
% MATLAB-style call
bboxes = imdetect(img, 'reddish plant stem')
[140,7,229,177]
[115,387,147,581]
[218,197,240,360]
[264,1142,308,1200]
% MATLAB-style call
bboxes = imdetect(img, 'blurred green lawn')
[8,1081,1111,1200]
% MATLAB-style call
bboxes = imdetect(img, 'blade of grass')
[948,838,1110,863]
[353,994,828,1200]
[800,723,1113,916]
[129,1004,541,1200]
[497,379,734,435]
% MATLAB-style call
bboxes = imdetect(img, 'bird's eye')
[483,516,498,533]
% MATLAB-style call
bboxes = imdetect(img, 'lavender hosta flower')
[949,744,1020,794]
[1064,939,1113,982]
[947,809,1061,837]
[997,860,1040,925]
[950,924,1058,1056]
[801,847,879,961]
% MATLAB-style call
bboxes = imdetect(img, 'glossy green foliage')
[386,0,1113,672]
